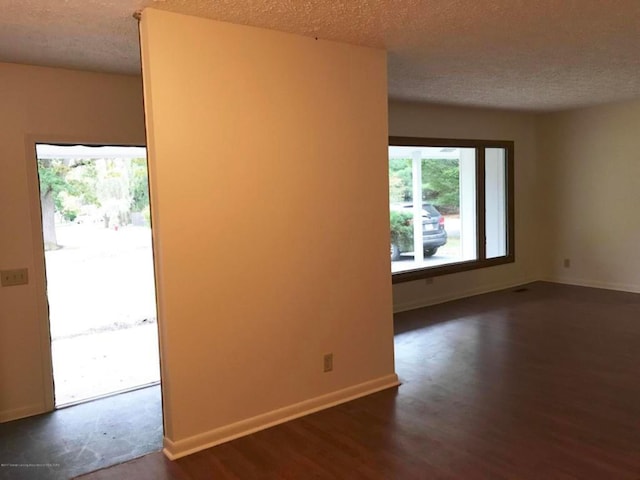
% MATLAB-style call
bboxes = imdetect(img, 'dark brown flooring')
[78,282,640,479]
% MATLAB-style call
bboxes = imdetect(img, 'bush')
[390,210,413,251]
[62,208,78,222]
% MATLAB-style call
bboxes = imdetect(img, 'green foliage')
[71,162,99,206]
[63,209,78,222]
[388,157,460,213]
[422,158,459,212]
[130,158,150,212]
[40,161,92,226]
[390,210,413,251]
[38,155,151,228]
[389,158,413,203]
[38,159,70,211]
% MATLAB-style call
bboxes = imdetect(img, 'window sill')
[391,254,515,284]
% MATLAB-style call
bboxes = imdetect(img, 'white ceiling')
[2,0,640,112]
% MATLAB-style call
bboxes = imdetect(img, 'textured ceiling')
[2,0,640,111]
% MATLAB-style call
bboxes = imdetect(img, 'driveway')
[45,224,157,339]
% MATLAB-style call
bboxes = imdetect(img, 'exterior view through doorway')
[35,144,160,407]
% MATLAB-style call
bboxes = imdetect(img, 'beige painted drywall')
[388,101,541,311]
[0,62,145,421]
[139,8,397,449]
[538,99,640,291]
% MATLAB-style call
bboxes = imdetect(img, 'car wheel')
[424,247,438,257]
[391,243,401,261]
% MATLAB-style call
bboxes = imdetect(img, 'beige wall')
[0,62,145,421]
[388,101,541,311]
[139,9,397,456]
[538,99,640,291]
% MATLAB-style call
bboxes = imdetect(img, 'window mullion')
[476,148,486,261]
[507,145,515,259]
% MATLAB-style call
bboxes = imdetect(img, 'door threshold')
[55,381,160,410]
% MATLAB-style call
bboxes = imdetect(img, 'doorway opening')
[35,144,160,407]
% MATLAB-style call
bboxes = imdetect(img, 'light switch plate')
[1,268,29,287]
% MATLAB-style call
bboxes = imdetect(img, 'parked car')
[390,203,447,261]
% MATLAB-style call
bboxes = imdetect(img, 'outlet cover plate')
[1,268,29,287]
[323,353,333,372]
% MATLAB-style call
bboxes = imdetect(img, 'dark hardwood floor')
[78,282,640,479]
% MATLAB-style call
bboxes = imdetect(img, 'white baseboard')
[393,277,538,313]
[163,373,400,460]
[0,403,46,423]
[540,276,640,294]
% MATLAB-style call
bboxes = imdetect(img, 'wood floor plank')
[78,282,640,479]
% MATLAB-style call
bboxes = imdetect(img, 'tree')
[422,158,460,213]
[389,158,413,203]
[38,158,95,249]
[38,155,150,249]
[38,159,71,250]
[95,158,133,227]
[388,157,460,213]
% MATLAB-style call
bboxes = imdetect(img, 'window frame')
[389,136,515,284]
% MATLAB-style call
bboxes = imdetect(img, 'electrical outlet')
[1,268,29,287]
[563,258,570,268]
[323,353,333,372]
